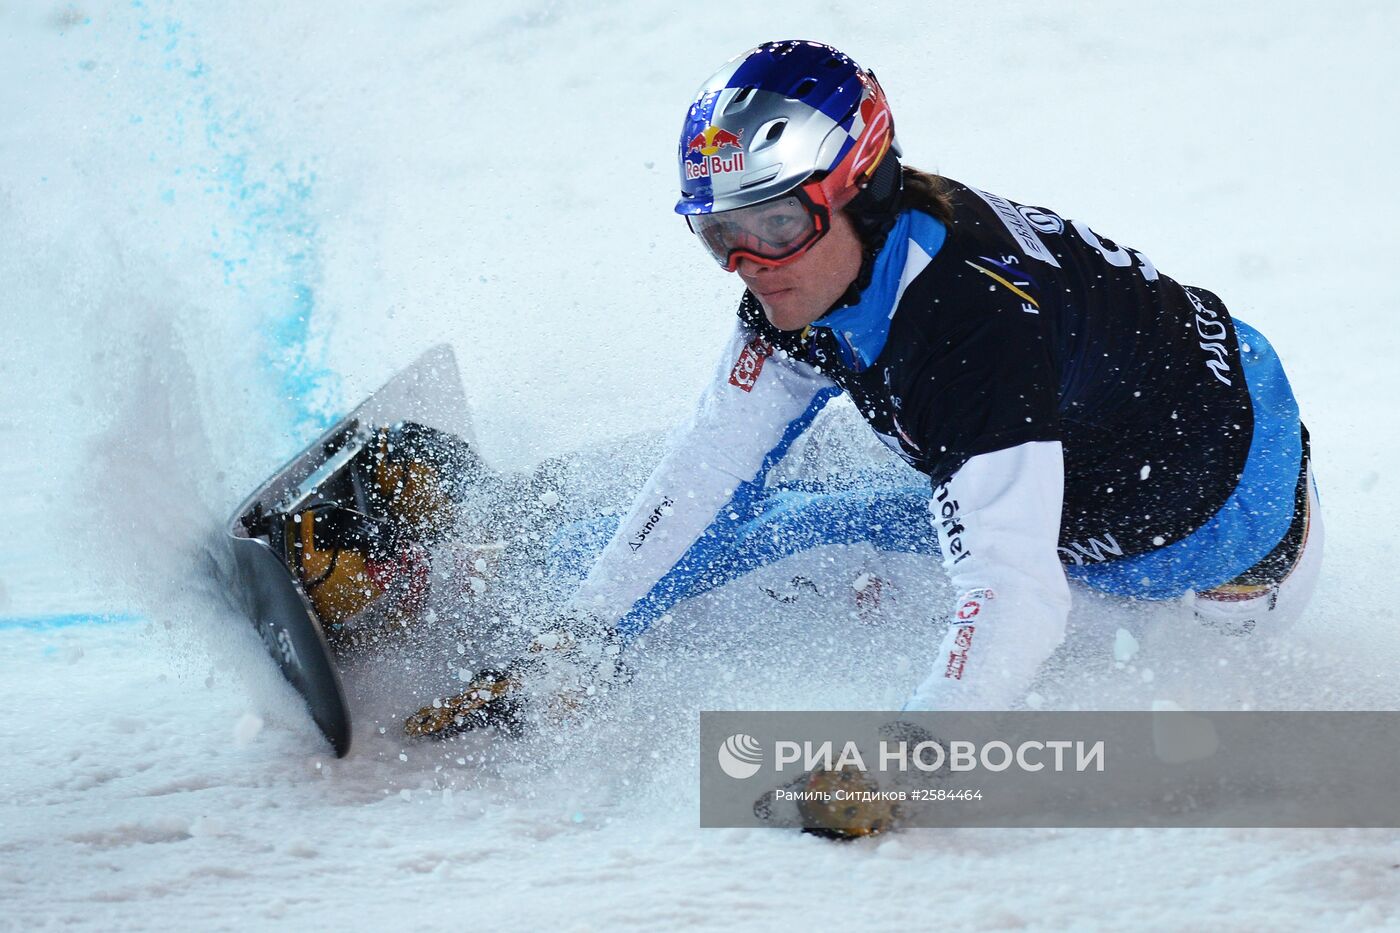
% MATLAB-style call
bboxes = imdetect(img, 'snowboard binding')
[270,421,482,651]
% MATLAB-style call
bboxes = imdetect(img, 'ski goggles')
[686,177,842,272]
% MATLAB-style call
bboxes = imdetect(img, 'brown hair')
[898,165,955,224]
[834,161,957,295]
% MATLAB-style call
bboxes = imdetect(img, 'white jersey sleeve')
[904,440,1072,711]
[571,321,839,627]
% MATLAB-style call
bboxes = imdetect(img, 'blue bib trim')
[1065,319,1303,598]
[809,210,947,371]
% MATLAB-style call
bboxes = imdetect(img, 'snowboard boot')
[284,421,489,648]
[1193,430,1319,637]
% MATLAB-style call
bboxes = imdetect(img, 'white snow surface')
[4,1,1400,929]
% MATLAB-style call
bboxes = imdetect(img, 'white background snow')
[3,1,1399,929]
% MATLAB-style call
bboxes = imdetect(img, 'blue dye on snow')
[0,613,142,632]
[130,7,341,445]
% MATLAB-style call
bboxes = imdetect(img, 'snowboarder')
[399,39,1322,833]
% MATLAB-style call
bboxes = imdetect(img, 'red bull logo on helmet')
[684,125,746,180]
[686,125,744,155]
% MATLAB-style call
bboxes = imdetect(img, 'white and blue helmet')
[675,40,898,218]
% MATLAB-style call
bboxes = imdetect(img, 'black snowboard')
[225,345,475,757]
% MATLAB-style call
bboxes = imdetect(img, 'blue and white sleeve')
[570,320,838,628]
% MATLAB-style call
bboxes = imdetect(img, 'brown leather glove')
[403,612,627,738]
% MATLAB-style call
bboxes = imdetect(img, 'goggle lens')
[686,184,831,271]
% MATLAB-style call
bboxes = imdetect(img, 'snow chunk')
[233,713,264,747]
[1149,702,1220,763]
[538,490,560,508]
[1113,628,1139,664]
[876,837,909,859]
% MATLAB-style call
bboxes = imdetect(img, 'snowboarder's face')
[736,208,863,332]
